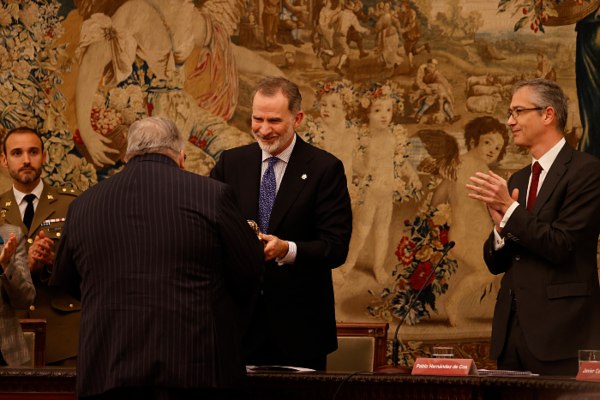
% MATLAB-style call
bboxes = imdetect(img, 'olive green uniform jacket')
[0,183,79,364]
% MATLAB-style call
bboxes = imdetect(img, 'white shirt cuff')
[276,241,297,266]
[494,201,519,250]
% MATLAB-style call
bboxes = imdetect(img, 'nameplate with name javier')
[411,358,478,376]
[577,362,600,381]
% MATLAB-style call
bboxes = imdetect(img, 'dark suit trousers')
[498,297,578,376]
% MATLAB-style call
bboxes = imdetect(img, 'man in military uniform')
[0,127,79,366]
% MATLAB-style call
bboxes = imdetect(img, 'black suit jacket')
[484,143,600,361]
[210,136,352,361]
[51,154,264,397]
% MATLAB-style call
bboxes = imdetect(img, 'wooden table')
[2,368,600,400]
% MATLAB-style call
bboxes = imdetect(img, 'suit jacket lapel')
[239,145,263,221]
[269,137,312,233]
[511,168,530,206]
[531,143,571,214]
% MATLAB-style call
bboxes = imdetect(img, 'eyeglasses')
[506,107,545,120]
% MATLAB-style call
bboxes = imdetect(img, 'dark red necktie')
[527,161,542,211]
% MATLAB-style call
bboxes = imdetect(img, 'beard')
[253,130,294,156]
[256,137,283,155]
[9,166,42,186]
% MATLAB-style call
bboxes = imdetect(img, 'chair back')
[18,319,46,367]
[326,322,389,372]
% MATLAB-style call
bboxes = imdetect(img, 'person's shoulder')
[178,168,235,196]
[0,189,12,202]
[298,137,342,164]
[221,143,259,157]
[216,143,261,168]
[44,184,81,201]
[572,148,600,166]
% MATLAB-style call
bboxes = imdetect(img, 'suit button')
[27,238,33,244]
[68,303,74,308]
[56,232,61,237]
[514,256,520,261]
[29,305,35,311]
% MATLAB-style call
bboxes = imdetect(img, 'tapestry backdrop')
[1,0,597,366]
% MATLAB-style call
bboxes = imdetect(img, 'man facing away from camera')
[51,116,264,400]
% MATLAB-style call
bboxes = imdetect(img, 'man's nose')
[257,123,271,135]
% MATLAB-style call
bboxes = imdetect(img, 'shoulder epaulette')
[58,187,80,197]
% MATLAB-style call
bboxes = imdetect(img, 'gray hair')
[125,117,183,161]
[512,78,568,133]
[251,76,303,114]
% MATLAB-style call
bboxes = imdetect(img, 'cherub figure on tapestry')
[300,79,359,202]
[341,81,422,285]
[420,116,510,326]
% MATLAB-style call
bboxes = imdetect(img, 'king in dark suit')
[211,76,352,371]
[467,79,600,376]
[51,117,264,399]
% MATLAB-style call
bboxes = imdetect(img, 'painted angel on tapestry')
[418,116,510,326]
[342,81,422,284]
[63,0,283,177]
[300,79,359,203]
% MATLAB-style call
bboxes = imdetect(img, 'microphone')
[377,241,455,374]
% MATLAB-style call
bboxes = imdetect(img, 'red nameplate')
[577,362,600,381]
[411,358,478,376]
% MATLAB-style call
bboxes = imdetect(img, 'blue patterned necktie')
[258,157,278,234]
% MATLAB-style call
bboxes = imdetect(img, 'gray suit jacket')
[0,224,35,366]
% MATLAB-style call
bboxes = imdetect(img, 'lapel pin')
[48,195,54,200]
[5,201,10,207]
[301,174,307,180]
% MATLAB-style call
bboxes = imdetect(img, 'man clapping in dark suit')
[211,76,352,370]
[51,117,264,399]
[467,79,600,376]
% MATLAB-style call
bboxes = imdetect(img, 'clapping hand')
[0,233,18,269]
[28,230,55,272]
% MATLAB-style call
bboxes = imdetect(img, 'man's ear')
[179,150,185,169]
[1,153,7,168]
[294,111,305,129]
[544,106,556,126]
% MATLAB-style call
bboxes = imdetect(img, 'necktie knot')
[23,194,36,230]
[267,157,278,168]
[532,161,542,176]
